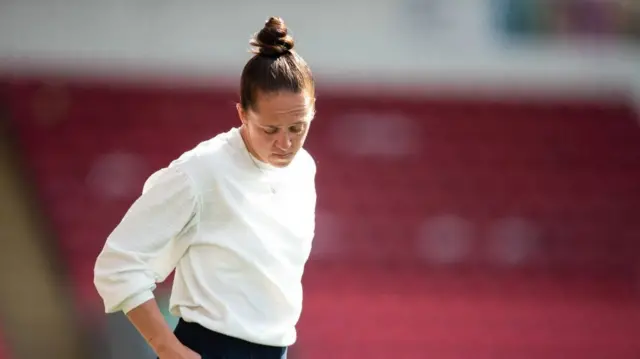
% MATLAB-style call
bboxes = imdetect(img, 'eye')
[288,123,306,134]
[263,127,278,135]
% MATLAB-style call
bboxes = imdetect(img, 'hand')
[157,343,201,359]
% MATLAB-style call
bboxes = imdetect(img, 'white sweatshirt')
[93,127,317,347]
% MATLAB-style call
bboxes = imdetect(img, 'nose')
[276,130,292,150]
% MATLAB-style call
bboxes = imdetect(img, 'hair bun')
[250,17,294,57]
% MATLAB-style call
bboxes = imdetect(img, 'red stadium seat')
[4,79,640,358]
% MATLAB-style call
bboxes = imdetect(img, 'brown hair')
[240,17,315,111]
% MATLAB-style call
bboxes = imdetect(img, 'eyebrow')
[259,121,306,129]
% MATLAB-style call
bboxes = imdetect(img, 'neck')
[239,125,265,163]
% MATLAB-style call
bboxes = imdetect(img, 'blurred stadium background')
[0,1,639,358]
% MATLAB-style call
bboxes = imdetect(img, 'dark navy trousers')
[164,318,287,359]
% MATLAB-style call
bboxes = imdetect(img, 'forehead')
[251,91,312,126]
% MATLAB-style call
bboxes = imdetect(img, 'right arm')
[127,299,195,358]
[93,166,200,358]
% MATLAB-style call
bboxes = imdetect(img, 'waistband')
[174,318,287,358]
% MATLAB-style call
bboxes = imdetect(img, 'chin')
[269,159,293,168]
[269,153,295,167]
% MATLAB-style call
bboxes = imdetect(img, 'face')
[237,91,315,167]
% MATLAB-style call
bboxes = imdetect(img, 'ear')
[236,103,247,125]
[308,97,317,121]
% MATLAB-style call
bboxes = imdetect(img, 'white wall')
[0,0,638,98]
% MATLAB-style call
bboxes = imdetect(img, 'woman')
[94,17,316,359]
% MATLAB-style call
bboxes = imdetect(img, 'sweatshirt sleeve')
[93,166,198,314]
